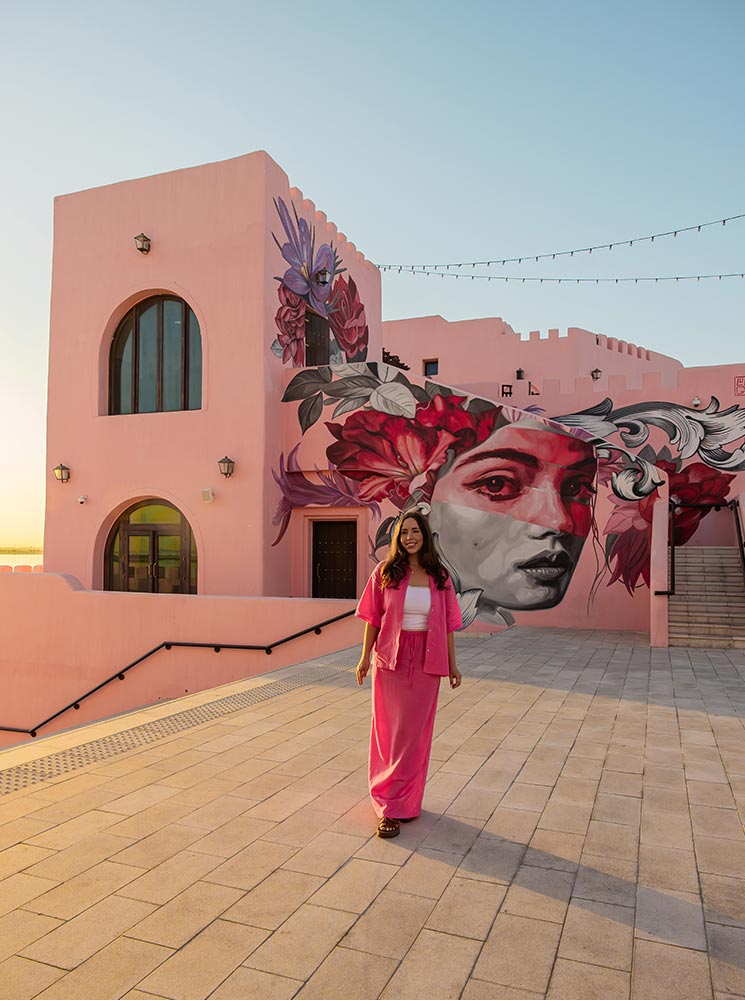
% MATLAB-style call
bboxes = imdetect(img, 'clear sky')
[1,0,743,547]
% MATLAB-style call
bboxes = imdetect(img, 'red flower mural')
[328,275,369,360]
[326,394,500,507]
[605,459,735,592]
[274,284,307,366]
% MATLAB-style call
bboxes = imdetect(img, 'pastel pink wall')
[44,152,380,598]
[0,573,359,749]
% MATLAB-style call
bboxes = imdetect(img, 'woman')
[355,511,463,839]
[429,418,598,621]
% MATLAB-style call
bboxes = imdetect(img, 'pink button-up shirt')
[356,562,463,676]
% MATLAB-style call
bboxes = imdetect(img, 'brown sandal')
[377,817,400,839]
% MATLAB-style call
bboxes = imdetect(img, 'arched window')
[105,500,197,593]
[110,295,202,414]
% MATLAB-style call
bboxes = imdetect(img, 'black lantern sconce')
[133,233,151,254]
[590,368,602,381]
[53,463,71,483]
[315,268,331,286]
[218,456,235,478]
[515,368,525,380]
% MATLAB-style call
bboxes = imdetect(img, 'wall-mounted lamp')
[133,233,151,254]
[53,463,71,483]
[515,368,525,380]
[218,456,235,478]
[590,368,603,381]
[691,396,701,408]
[315,268,331,286]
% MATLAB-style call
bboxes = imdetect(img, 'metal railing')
[1,609,356,739]
[654,498,745,597]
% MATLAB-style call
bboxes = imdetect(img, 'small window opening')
[423,358,439,377]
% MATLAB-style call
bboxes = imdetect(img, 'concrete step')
[670,613,745,623]
[669,635,745,649]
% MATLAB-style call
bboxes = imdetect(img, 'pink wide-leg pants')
[369,630,441,819]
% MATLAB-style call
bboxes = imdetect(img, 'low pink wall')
[0,574,360,750]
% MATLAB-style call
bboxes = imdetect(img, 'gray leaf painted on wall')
[331,395,372,418]
[282,368,333,402]
[298,392,324,432]
[369,382,418,418]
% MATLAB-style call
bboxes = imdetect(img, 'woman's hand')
[448,664,462,689]
[356,657,370,686]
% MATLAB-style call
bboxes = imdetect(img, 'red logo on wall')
[735,376,745,396]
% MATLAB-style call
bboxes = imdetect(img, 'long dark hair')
[380,511,449,590]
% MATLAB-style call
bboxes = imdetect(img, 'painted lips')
[516,550,571,582]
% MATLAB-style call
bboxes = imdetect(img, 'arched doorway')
[105,500,197,594]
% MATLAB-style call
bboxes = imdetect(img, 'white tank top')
[402,585,432,631]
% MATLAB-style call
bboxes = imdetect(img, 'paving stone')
[700,873,745,928]
[208,967,302,1000]
[557,899,634,971]
[30,936,171,1000]
[635,885,707,950]
[341,890,434,959]
[502,864,574,923]
[474,912,561,993]
[309,858,397,913]
[202,839,296,891]
[426,875,505,939]
[126,880,243,947]
[707,923,745,996]
[593,793,642,827]
[0,955,66,1000]
[459,835,526,883]
[380,928,481,999]
[139,918,267,999]
[641,808,694,851]
[696,837,745,879]
[0,873,59,918]
[690,806,745,841]
[547,958,630,999]
[297,946,397,999]
[638,845,699,893]
[0,910,63,964]
[523,830,584,872]
[222,868,323,929]
[574,853,637,907]
[247,904,356,979]
[631,939,713,1000]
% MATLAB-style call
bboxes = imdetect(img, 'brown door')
[312,521,357,598]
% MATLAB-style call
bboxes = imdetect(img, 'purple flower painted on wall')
[273,198,338,318]
[270,197,370,368]
[271,443,381,545]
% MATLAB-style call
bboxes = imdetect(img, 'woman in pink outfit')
[355,511,463,839]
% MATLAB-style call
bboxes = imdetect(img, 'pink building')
[2,150,744,746]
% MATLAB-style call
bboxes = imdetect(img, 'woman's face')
[429,423,596,610]
[398,517,424,558]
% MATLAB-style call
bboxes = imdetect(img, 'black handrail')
[0,608,356,739]
[654,499,745,597]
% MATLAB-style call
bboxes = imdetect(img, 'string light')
[379,270,745,284]
[375,212,745,272]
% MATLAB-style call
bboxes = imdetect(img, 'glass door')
[155,533,183,594]
[126,531,154,593]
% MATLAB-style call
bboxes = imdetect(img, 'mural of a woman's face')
[429,422,597,611]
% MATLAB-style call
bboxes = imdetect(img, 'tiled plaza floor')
[1,627,745,1000]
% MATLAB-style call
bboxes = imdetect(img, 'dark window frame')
[305,310,331,366]
[423,358,439,377]
[109,295,202,415]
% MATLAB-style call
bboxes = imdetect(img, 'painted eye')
[564,479,597,504]
[467,474,521,501]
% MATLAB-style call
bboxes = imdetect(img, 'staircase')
[668,546,745,648]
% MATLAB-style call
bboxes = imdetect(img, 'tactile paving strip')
[0,663,353,796]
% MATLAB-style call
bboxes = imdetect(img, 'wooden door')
[312,521,357,598]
